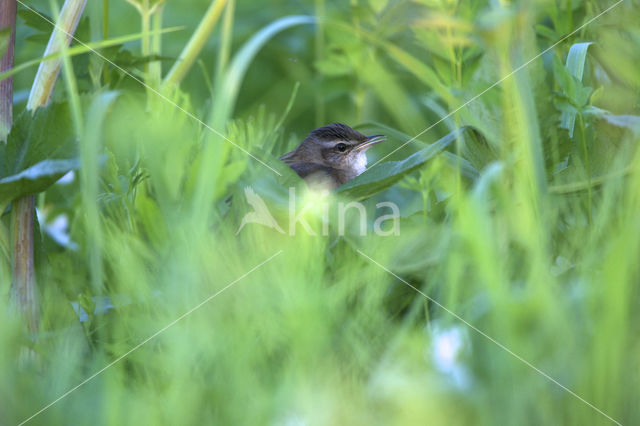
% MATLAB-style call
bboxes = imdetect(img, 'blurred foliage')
[0,102,77,210]
[2,0,640,425]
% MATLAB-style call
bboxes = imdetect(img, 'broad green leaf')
[0,159,80,210]
[0,102,77,208]
[337,127,472,200]
[18,8,53,34]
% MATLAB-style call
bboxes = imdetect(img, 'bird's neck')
[348,152,368,177]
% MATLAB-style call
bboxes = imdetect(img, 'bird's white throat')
[352,152,368,176]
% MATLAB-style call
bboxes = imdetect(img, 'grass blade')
[0,26,183,82]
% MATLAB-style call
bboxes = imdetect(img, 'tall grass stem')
[163,0,228,88]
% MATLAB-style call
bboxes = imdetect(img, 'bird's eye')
[335,143,347,152]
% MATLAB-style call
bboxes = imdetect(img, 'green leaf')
[24,33,50,45]
[458,126,497,172]
[553,94,580,116]
[535,24,558,41]
[18,8,53,34]
[565,42,593,81]
[553,56,576,100]
[315,53,353,76]
[0,159,80,209]
[558,42,593,137]
[0,102,77,208]
[337,127,471,200]
[585,106,640,136]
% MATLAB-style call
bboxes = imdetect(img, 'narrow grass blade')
[0,26,183,82]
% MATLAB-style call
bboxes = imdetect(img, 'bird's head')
[282,123,385,176]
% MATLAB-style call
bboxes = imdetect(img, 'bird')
[280,123,385,189]
[235,186,285,235]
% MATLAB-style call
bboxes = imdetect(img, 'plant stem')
[0,0,16,142]
[10,0,87,340]
[88,0,103,88]
[578,114,593,225]
[50,0,84,135]
[27,0,87,110]
[10,196,39,334]
[0,0,40,342]
[103,0,110,84]
[141,0,150,76]
[0,0,30,333]
[149,2,164,86]
[215,0,234,83]
[163,0,228,88]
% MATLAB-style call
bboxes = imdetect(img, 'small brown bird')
[280,123,385,188]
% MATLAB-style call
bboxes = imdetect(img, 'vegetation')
[1,0,639,424]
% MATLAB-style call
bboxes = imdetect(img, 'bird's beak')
[356,134,386,151]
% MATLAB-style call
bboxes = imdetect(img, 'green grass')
[1,0,639,424]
